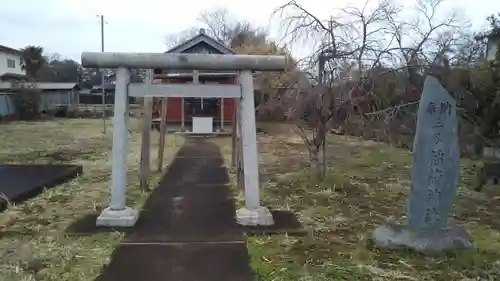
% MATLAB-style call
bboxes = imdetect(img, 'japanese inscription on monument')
[407,76,460,229]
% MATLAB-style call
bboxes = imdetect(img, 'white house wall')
[0,52,25,76]
[487,39,498,61]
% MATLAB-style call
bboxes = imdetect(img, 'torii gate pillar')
[236,70,273,225]
[98,67,138,227]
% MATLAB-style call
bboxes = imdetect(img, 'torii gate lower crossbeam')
[81,52,287,227]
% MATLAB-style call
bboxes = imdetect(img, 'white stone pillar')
[96,67,138,227]
[157,98,167,172]
[139,96,152,191]
[181,97,185,132]
[220,98,224,131]
[192,70,199,133]
[231,101,238,167]
[193,70,199,84]
[235,70,273,226]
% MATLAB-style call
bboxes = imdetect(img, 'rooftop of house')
[0,45,20,56]
[92,83,115,91]
[474,28,500,41]
[34,82,80,90]
[488,28,500,38]
[0,82,80,91]
[155,28,237,77]
[0,73,27,82]
[165,28,236,55]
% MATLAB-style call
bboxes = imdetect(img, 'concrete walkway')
[95,137,254,281]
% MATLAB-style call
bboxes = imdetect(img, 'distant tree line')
[17,47,144,89]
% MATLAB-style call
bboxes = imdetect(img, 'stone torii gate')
[81,52,286,227]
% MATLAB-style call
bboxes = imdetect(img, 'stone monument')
[372,76,475,254]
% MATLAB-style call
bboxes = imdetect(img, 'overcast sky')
[0,0,498,62]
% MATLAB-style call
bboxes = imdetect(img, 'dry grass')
[217,123,500,281]
[0,118,184,281]
[1,119,500,281]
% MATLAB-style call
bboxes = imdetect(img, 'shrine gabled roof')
[165,28,236,55]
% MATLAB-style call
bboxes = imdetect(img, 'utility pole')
[98,15,107,133]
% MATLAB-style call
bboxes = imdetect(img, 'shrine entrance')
[186,97,219,133]
[80,51,286,228]
[153,29,239,134]
[187,97,218,117]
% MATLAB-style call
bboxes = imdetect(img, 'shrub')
[11,84,42,120]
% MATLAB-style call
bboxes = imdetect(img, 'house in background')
[486,33,499,61]
[0,45,84,117]
[34,82,81,112]
[0,45,27,83]
[80,83,115,105]
[154,28,238,133]
[0,44,25,116]
[0,82,80,117]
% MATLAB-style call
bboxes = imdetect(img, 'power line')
[97,15,108,133]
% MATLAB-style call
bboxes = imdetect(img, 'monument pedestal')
[372,223,475,255]
[96,207,139,227]
[236,206,274,226]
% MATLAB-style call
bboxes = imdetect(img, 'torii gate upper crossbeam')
[81,52,287,71]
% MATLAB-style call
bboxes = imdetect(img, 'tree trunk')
[321,136,327,178]
[308,144,322,179]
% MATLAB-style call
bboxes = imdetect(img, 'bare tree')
[197,8,269,50]
[273,0,398,178]
[197,8,232,43]
[272,0,475,178]
[380,0,464,91]
[196,8,301,112]
[165,28,199,49]
[361,0,470,142]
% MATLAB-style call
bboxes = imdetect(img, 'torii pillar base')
[96,207,139,227]
[236,206,274,226]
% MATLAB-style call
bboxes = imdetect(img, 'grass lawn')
[0,118,184,281]
[1,119,499,281]
[221,122,500,281]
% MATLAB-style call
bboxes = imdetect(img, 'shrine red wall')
[218,77,236,122]
[161,77,236,122]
